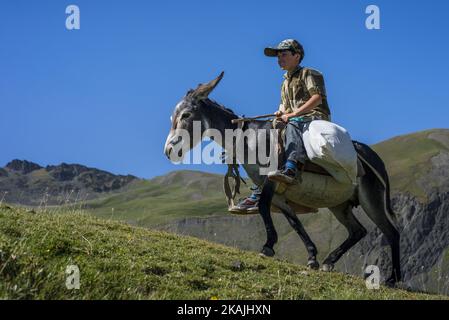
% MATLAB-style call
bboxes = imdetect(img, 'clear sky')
[1,0,448,178]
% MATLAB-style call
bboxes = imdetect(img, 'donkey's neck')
[203,102,239,134]
[202,103,269,186]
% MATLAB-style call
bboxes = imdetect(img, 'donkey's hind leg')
[358,170,401,286]
[321,201,367,272]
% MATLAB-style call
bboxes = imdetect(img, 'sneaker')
[268,167,297,185]
[228,196,259,214]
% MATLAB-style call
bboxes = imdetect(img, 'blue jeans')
[284,119,311,166]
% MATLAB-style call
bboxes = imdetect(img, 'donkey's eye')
[181,112,191,120]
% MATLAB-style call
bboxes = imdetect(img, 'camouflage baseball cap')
[264,39,304,57]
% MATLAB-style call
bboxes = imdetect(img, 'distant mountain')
[0,160,140,206]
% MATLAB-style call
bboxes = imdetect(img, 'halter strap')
[223,118,246,209]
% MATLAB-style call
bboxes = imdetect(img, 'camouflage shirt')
[280,66,331,121]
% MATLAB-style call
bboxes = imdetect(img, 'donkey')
[164,72,401,286]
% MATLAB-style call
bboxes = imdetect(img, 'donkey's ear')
[189,71,224,101]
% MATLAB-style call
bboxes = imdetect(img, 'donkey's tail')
[352,140,398,226]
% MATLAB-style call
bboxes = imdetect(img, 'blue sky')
[1,0,448,179]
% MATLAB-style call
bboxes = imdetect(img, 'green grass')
[0,204,446,300]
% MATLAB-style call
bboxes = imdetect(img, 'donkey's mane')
[203,98,236,116]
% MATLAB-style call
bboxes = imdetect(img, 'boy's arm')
[284,94,322,119]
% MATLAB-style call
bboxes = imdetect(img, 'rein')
[231,113,275,124]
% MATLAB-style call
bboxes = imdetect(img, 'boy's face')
[277,50,300,71]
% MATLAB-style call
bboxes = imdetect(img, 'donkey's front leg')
[258,181,278,257]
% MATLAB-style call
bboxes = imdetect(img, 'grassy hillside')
[372,128,449,199]
[1,204,445,300]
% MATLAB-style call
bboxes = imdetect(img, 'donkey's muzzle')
[164,144,173,159]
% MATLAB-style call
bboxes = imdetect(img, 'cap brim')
[264,47,280,57]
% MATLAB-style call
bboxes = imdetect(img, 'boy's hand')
[281,114,290,123]
[274,110,283,117]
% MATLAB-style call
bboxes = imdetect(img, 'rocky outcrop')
[6,160,42,174]
[46,163,89,181]
[0,168,8,178]
[332,191,448,295]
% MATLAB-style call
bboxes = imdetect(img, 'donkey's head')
[164,72,224,161]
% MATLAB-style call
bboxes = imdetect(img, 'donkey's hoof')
[259,246,275,258]
[320,263,334,272]
[385,276,397,288]
[307,260,320,270]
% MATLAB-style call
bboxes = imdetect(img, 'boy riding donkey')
[229,39,331,214]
